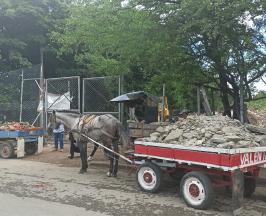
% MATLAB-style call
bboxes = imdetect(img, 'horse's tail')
[116,122,129,148]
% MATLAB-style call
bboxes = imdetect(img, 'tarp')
[38,92,71,111]
[110,91,147,103]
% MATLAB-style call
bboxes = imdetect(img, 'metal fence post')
[19,69,24,122]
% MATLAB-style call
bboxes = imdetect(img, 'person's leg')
[59,133,64,151]
[54,133,59,150]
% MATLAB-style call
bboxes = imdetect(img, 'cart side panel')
[134,144,231,167]
[230,151,266,169]
[146,146,174,159]
[173,149,231,167]
[135,144,148,155]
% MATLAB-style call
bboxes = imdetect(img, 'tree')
[0,0,68,71]
[131,0,266,119]
[51,0,205,108]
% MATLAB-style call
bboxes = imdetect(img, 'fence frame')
[46,76,81,112]
[82,76,121,119]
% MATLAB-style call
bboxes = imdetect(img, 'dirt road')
[0,145,266,216]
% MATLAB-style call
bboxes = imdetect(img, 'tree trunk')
[218,72,231,117]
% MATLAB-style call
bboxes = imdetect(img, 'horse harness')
[78,114,116,140]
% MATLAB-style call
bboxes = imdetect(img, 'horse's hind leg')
[78,142,87,174]
[112,142,119,177]
[88,144,98,161]
[107,155,114,177]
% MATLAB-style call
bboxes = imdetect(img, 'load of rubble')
[139,114,266,149]
[248,108,266,128]
[0,122,35,131]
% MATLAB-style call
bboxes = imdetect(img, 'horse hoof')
[79,169,87,174]
[87,156,93,161]
[113,173,117,177]
[106,172,112,177]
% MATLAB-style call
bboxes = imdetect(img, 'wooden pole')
[197,86,201,115]
[161,84,165,121]
[231,169,244,211]
[239,74,244,123]
[81,133,133,164]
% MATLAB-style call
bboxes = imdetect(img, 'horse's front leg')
[78,141,88,174]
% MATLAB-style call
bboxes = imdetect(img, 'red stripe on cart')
[134,144,266,168]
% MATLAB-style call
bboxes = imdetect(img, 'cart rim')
[138,167,157,190]
[1,145,10,158]
[183,177,205,206]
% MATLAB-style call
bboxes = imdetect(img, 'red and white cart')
[82,133,266,210]
[131,140,266,210]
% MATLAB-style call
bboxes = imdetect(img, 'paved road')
[0,159,266,216]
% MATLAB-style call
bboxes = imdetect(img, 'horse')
[48,110,129,177]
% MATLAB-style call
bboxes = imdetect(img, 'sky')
[255,78,266,92]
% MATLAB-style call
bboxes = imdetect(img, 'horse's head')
[47,110,57,132]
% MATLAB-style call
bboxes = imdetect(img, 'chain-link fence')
[0,65,41,124]
[46,76,80,112]
[0,69,22,122]
[0,70,121,126]
[82,76,121,118]
[21,65,42,126]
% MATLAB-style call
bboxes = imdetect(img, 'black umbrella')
[110,91,147,103]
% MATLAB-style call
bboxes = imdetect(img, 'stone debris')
[139,114,266,149]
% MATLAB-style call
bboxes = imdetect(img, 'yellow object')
[158,96,170,122]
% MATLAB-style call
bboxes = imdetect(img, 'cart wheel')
[0,143,14,159]
[136,162,162,193]
[180,171,214,210]
[25,142,37,155]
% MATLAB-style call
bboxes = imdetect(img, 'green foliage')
[0,0,67,71]
[248,92,266,110]
[0,0,265,115]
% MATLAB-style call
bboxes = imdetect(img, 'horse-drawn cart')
[131,140,266,210]
[82,131,266,210]
[0,128,44,159]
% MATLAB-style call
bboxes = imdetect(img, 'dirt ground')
[18,143,266,215]
[1,140,266,215]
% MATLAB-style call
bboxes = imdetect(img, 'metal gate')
[46,76,81,112]
[82,76,121,118]
[20,65,42,126]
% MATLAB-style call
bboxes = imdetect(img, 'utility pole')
[19,69,24,122]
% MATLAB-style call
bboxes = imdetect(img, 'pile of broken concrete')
[139,114,266,149]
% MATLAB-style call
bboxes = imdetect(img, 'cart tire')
[136,162,162,193]
[25,142,37,155]
[0,143,14,159]
[180,171,214,210]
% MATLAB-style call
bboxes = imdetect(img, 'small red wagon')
[132,140,266,210]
